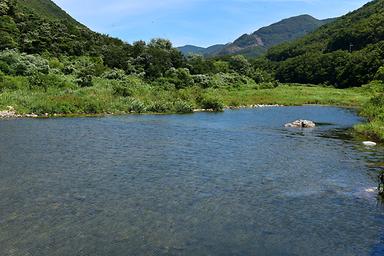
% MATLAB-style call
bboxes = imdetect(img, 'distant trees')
[229,55,251,75]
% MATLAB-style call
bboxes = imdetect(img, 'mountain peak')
[178,14,335,57]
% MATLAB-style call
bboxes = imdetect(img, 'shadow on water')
[318,128,355,141]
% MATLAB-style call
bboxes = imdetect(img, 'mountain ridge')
[178,15,335,57]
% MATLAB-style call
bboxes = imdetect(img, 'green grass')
[354,87,384,142]
[0,79,373,115]
[355,120,384,142]
[208,84,372,107]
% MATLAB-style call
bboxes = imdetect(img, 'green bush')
[360,93,384,122]
[174,100,193,113]
[76,70,93,87]
[0,75,28,91]
[0,50,50,76]
[250,68,275,83]
[82,99,104,114]
[199,96,224,111]
[0,60,11,74]
[209,72,251,88]
[113,82,134,97]
[229,55,251,75]
[128,99,146,113]
[48,57,64,70]
[147,101,171,113]
[29,73,72,91]
[362,80,384,93]
[375,66,384,82]
[102,68,126,80]
[164,68,194,89]
[192,74,211,89]
[153,77,177,90]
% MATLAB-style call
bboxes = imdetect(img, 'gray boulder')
[285,120,316,128]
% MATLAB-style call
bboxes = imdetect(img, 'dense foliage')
[266,0,384,88]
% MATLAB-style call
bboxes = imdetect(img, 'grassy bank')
[209,84,372,107]
[0,77,373,116]
[354,81,384,141]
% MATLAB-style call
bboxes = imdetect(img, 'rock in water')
[285,120,316,128]
[363,141,377,146]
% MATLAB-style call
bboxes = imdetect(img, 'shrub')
[250,68,274,83]
[229,55,251,75]
[213,60,230,73]
[0,60,11,74]
[360,94,384,122]
[76,70,93,87]
[362,80,384,93]
[0,49,50,76]
[174,100,193,114]
[0,75,27,91]
[82,99,103,114]
[147,101,171,113]
[62,65,76,75]
[164,67,194,89]
[192,74,211,88]
[128,99,146,113]
[209,73,250,88]
[102,68,126,80]
[153,77,177,90]
[29,73,72,91]
[375,66,384,82]
[199,96,224,111]
[48,57,64,71]
[113,82,133,97]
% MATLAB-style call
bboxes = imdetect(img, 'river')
[0,106,383,255]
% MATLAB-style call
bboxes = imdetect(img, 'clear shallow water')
[0,106,383,256]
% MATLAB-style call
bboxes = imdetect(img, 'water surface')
[0,106,383,255]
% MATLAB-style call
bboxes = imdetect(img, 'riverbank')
[0,83,373,116]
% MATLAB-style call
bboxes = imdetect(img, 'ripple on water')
[0,106,383,256]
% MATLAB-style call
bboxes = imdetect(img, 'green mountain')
[178,44,226,56]
[15,0,80,24]
[218,15,334,57]
[0,0,126,56]
[266,0,384,87]
[178,15,334,57]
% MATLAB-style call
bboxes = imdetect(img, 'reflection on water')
[0,106,383,256]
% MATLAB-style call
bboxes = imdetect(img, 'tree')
[229,55,251,75]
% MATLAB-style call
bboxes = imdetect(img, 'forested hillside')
[267,0,384,87]
[178,15,333,57]
[218,15,333,57]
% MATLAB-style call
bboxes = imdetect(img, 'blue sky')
[53,0,371,47]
